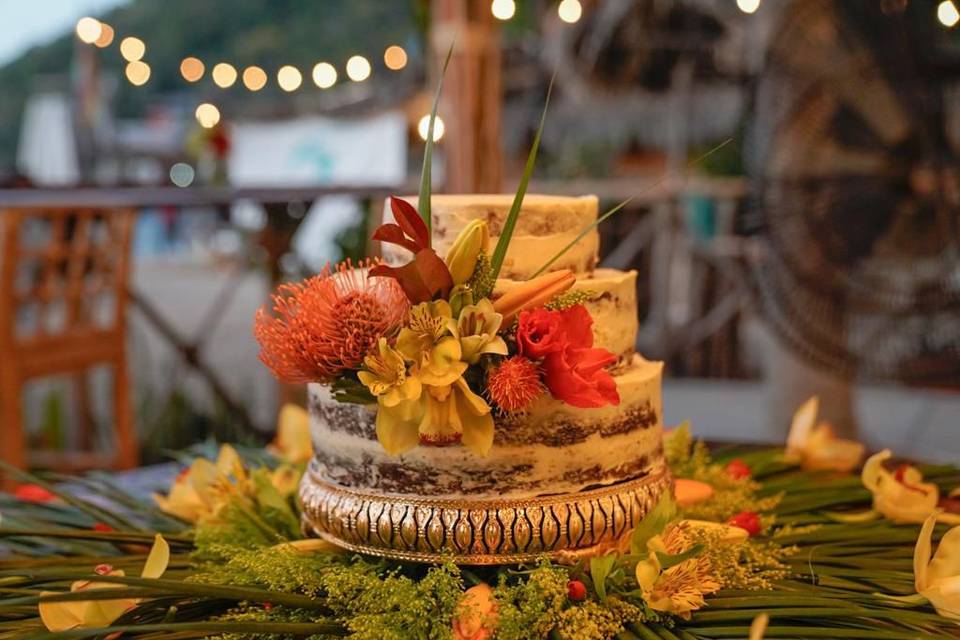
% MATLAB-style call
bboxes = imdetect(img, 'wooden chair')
[0,207,138,485]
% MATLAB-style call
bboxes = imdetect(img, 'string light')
[180,57,205,82]
[94,23,114,48]
[243,66,267,91]
[125,61,151,86]
[212,62,238,88]
[312,62,337,88]
[938,0,959,26]
[169,163,195,187]
[736,0,762,14]
[417,114,445,142]
[195,103,221,128]
[119,37,145,62]
[491,0,516,20]
[277,65,303,91]
[76,17,102,44]
[346,55,371,82]
[557,0,582,23]
[384,45,408,71]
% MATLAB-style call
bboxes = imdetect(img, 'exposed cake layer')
[307,355,664,499]
[382,194,599,279]
[494,268,638,361]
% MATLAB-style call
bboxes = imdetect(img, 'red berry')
[263,602,273,610]
[567,579,587,602]
[728,511,762,536]
[94,564,114,575]
[726,459,751,480]
[93,523,114,532]
[13,484,56,503]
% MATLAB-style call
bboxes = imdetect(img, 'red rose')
[542,345,620,408]
[728,511,762,537]
[517,305,593,358]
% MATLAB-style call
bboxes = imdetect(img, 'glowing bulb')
[76,17,102,44]
[94,23,114,48]
[277,65,303,91]
[737,0,762,14]
[312,62,337,88]
[180,57,205,82]
[417,114,445,142]
[243,66,267,91]
[491,0,515,20]
[169,163,195,188]
[212,63,237,88]
[938,0,960,26]
[195,103,221,129]
[346,55,371,82]
[558,0,582,23]
[119,37,145,62]
[384,45,408,71]
[125,61,151,86]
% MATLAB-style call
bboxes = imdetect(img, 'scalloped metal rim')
[299,460,672,565]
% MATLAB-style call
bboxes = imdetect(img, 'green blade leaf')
[489,73,556,280]
[589,553,617,602]
[630,492,677,556]
[419,42,455,234]
[655,543,704,571]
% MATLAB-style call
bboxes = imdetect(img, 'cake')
[296,194,670,563]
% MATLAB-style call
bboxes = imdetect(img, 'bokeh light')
[312,62,338,88]
[125,61,151,86]
[94,23,114,48]
[558,0,582,23]
[169,163,195,188]
[737,0,762,14]
[491,0,516,21]
[119,37,146,62]
[417,114,445,142]
[277,65,303,91]
[243,66,268,91]
[938,0,960,26]
[76,17,102,44]
[180,57,205,82]
[346,55,371,82]
[195,103,221,128]
[212,63,238,88]
[384,45,408,71]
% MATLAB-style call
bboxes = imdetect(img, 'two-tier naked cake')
[298,195,670,563]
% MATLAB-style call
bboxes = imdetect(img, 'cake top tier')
[383,194,599,280]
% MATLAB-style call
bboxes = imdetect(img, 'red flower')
[567,580,587,602]
[13,484,56,503]
[726,459,751,480]
[516,305,592,358]
[93,523,115,532]
[487,356,543,413]
[728,511,762,537]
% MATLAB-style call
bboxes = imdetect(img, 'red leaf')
[372,223,421,254]
[390,196,430,249]
[369,249,452,303]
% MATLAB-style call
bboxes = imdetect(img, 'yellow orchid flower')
[420,378,495,456]
[915,511,960,621]
[635,522,721,620]
[359,338,423,407]
[375,395,426,455]
[39,534,169,632]
[268,404,313,465]
[445,219,489,285]
[397,300,467,386]
[456,299,508,364]
[153,445,245,523]
[785,396,864,472]
[862,450,960,525]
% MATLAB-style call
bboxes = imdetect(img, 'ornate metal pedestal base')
[299,461,672,564]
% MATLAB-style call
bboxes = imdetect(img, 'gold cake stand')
[299,460,672,565]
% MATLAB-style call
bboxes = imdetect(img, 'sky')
[0,0,130,67]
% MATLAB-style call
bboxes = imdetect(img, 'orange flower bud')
[492,269,576,325]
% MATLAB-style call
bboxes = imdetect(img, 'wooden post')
[431,0,503,193]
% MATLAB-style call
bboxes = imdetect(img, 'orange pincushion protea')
[486,356,543,413]
[254,259,409,383]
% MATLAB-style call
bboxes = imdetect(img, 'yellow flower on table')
[153,444,245,523]
[785,396,864,472]
[862,450,960,525]
[397,300,467,386]
[456,299,508,364]
[915,511,960,621]
[268,403,313,465]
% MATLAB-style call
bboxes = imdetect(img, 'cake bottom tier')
[299,463,672,564]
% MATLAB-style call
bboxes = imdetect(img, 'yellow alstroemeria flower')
[915,511,960,621]
[862,450,960,525]
[445,219,489,285]
[635,522,721,620]
[397,300,467,386]
[456,299,508,364]
[359,338,423,407]
[421,378,495,456]
[267,404,313,465]
[39,534,169,631]
[153,445,245,523]
[785,396,864,472]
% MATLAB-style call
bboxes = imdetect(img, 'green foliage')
[589,554,617,602]
[467,252,496,300]
[330,374,376,405]
[493,562,569,639]
[630,493,677,555]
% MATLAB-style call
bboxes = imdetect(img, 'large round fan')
[747,0,960,383]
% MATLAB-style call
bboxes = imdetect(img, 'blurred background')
[1,0,958,478]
